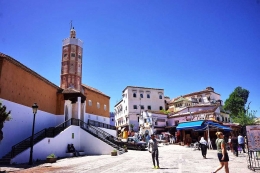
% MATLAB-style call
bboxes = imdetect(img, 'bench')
[66,151,85,157]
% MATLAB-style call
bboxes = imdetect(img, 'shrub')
[47,153,56,158]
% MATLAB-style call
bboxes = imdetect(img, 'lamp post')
[29,103,38,165]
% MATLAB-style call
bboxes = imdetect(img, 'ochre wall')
[0,58,64,115]
[84,88,110,118]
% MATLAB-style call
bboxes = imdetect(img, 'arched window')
[133,93,136,98]
[159,106,163,110]
[88,100,92,106]
[147,94,150,98]
[159,95,162,99]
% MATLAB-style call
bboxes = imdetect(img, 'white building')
[114,86,165,135]
[139,111,168,136]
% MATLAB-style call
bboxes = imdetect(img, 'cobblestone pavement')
[1,144,259,173]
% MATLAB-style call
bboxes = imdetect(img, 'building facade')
[114,86,165,136]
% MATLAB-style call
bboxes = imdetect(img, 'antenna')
[70,20,73,30]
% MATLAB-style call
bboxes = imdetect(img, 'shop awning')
[206,122,232,131]
[176,120,205,130]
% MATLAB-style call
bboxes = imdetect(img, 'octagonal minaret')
[60,27,83,91]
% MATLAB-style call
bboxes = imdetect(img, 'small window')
[147,105,151,110]
[78,55,81,59]
[159,106,163,110]
[71,53,75,57]
[63,53,67,57]
[144,119,147,123]
[159,95,162,99]
[155,121,158,125]
[147,94,150,98]
[112,118,114,121]
[138,117,139,122]
[133,105,138,109]
[88,100,92,106]
[141,105,144,109]
[97,102,100,109]
[140,94,143,98]
[104,105,107,110]
[133,93,136,98]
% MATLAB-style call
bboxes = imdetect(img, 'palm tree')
[0,102,11,141]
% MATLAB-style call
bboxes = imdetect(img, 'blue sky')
[0,0,260,115]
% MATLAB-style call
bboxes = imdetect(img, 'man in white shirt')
[148,134,160,169]
[238,133,246,153]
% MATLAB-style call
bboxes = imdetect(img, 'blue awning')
[176,120,205,130]
[206,122,232,131]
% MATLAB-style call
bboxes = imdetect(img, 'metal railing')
[247,151,260,171]
[9,118,121,158]
[11,118,76,158]
[88,119,116,130]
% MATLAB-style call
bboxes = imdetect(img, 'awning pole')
[207,125,213,150]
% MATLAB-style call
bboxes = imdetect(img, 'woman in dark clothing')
[199,137,208,158]
[231,135,238,157]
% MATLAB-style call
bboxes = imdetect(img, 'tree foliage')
[231,103,257,126]
[0,102,11,141]
[224,87,249,117]
[160,109,171,114]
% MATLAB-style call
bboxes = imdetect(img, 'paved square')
[1,144,258,173]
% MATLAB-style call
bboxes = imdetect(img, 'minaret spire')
[70,20,73,30]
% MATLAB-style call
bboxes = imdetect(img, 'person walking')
[231,134,238,157]
[148,134,160,169]
[211,132,229,173]
[238,133,246,153]
[227,136,232,151]
[199,137,208,159]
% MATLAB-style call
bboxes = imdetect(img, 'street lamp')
[29,103,38,165]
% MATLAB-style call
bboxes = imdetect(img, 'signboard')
[246,125,260,151]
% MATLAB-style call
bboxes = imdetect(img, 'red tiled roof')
[170,88,220,103]
[81,84,110,98]
[168,105,219,119]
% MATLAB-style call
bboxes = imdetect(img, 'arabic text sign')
[246,125,260,151]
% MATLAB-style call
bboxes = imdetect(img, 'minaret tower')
[60,26,83,91]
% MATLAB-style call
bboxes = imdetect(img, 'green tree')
[231,103,256,126]
[224,87,249,117]
[160,109,171,114]
[0,102,11,141]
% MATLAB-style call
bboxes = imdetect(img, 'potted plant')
[111,149,117,156]
[46,153,57,163]
[123,145,128,152]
